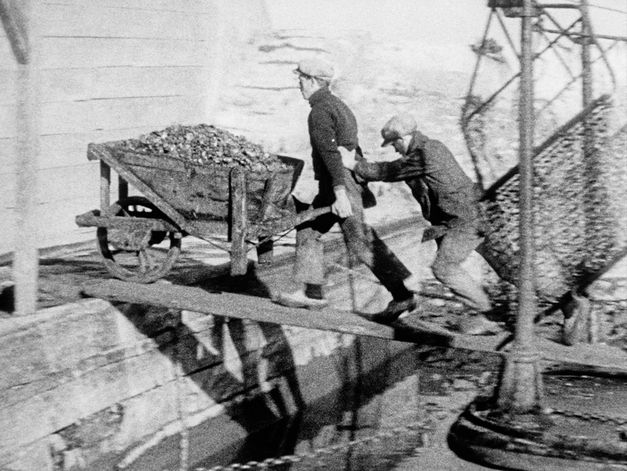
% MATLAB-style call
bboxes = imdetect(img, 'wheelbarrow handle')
[292,206,332,226]
[249,206,333,250]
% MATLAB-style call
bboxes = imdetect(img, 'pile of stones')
[123,124,285,172]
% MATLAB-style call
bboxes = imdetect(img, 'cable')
[540,0,627,16]
[539,27,627,42]
[588,3,627,15]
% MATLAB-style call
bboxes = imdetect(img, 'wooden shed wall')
[0,0,268,255]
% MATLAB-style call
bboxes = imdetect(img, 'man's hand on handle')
[332,185,352,218]
[338,146,358,171]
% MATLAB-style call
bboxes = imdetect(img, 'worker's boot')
[272,290,329,310]
[370,294,419,324]
[457,313,502,335]
[561,290,593,346]
[402,274,422,293]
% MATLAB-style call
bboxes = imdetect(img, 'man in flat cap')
[341,113,501,335]
[273,58,417,318]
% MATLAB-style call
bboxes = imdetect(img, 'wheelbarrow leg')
[118,175,128,201]
[256,174,282,266]
[100,161,110,211]
[230,168,248,276]
[257,237,274,266]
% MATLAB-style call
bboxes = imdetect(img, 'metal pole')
[580,0,592,108]
[1,0,41,316]
[579,0,600,342]
[497,0,543,412]
[515,0,537,352]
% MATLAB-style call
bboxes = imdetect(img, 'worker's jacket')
[307,88,359,195]
[353,131,481,231]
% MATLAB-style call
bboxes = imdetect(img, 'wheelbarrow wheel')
[97,196,182,283]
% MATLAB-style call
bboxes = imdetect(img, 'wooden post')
[230,168,248,276]
[256,176,278,265]
[118,175,129,202]
[1,0,41,316]
[100,161,111,211]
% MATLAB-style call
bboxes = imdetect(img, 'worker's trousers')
[431,229,492,312]
[293,172,411,301]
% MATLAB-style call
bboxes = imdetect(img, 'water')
[116,345,626,471]
[192,346,502,471]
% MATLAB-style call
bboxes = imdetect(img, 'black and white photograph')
[0,1,626,470]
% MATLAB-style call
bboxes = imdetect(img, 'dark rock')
[122,124,286,173]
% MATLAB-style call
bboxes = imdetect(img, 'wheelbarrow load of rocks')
[76,124,330,282]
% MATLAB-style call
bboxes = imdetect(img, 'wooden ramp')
[82,279,627,370]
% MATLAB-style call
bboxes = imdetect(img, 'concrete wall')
[0,0,269,255]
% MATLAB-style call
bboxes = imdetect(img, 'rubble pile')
[123,124,286,172]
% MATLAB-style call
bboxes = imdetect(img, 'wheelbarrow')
[76,140,330,282]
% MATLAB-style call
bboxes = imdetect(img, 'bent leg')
[431,231,492,312]
[475,240,518,285]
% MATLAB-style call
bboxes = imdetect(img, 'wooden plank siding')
[0,66,209,105]
[0,0,269,255]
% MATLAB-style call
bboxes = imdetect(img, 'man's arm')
[309,108,352,217]
[339,146,425,183]
[309,107,346,188]
[352,156,425,182]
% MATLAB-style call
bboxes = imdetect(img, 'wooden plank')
[91,145,192,233]
[40,37,209,69]
[0,346,179,455]
[0,103,15,137]
[0,94,207,138]
[0,67,208,105]
[39,5,213,39]
[81,279,627,370]
[0,36,209,71]
[0,127,184,171]
[0,40,14,71]
[230,168,248,276]
[0,196,101,255]
[80,279,492,349]
[0,69,16,104]
[74,211,179,233]
[0,163,99,201]
[41,0,214,13]
[79,279,406,340]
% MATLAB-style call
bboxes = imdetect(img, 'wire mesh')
[476,95,627,306]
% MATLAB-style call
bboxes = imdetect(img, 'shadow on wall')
[72,255,408,469]
[108,242,428,470]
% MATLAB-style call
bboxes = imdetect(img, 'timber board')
[81,279,627,370]
[0,95,207,139]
